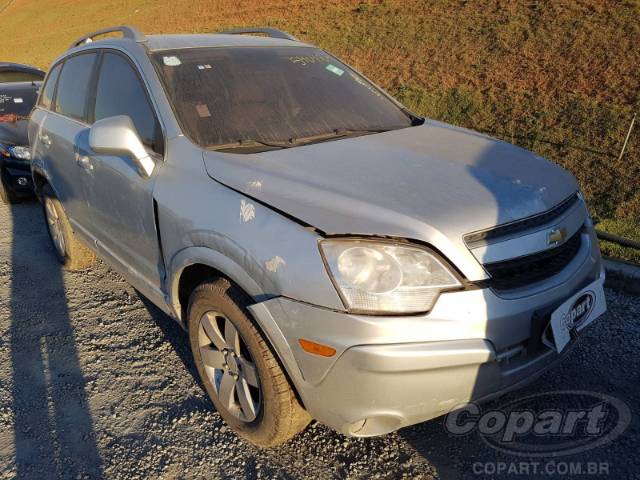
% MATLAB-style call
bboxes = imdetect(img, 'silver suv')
[29,26,607,447]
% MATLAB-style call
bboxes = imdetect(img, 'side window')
[39,63,62,110]
[94,53,162,153]
[55,53,97,121]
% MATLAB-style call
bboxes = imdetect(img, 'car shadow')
[134,292,203,389]
[7,200,103,478]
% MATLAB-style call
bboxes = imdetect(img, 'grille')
[464,193,580,247]
[484,228,583,290]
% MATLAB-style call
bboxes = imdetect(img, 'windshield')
[0,84,39,117]
[152,47,414,150]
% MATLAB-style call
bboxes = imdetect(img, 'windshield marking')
[349,72,383,98]
[162,55,182,66]
[288,54,330,66]
[196,103,211,118]
[325,64,344,76]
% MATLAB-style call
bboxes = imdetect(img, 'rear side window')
[55,53,97,121]
[39,63,62,110]
[93,52,161,152]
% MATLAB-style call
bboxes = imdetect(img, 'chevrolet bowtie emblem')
[547,227,567,247]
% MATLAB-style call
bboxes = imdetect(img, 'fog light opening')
[17,177,28,186]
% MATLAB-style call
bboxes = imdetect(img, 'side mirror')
[89,115,155,177]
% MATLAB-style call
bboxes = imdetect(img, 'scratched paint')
[265,256,286,272]
[240,199,255,223]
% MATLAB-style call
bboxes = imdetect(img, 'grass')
[1,0,638,261]
[597,218,640,264]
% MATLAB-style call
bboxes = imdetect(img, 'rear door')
[82,50,165,293]
[40,52,98,236]
[29,63,61,176]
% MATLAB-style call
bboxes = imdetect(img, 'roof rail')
[218,27,297,41]
[69,25,147,50]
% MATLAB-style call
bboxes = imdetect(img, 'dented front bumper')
[248,229,603,436]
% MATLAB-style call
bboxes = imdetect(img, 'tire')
[188,278,310,447]
[0,172,19,204]
[42,184,96,270]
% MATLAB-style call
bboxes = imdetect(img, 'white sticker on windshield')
[163,56,182,66]
[13,98,23,103]
[196,103,211,118]
[326,64,344,76]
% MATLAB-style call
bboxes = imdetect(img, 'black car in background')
[0,62,45,203]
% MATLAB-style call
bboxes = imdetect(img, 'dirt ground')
[0,199,638,479]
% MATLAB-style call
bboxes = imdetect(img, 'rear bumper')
[248,227,604,436]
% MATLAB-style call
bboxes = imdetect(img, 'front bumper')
[248,227,604,436]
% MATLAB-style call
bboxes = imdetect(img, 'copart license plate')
[550,278,607,353]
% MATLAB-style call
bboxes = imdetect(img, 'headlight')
[320,239,462,314]
[8,146,31,160]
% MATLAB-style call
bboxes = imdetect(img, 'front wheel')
[188,278,310,447]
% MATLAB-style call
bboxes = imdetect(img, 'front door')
[82,51,166,293]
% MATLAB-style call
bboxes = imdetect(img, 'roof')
[64,27,314,62]
[144,33,310,51]
[69,33,311,56]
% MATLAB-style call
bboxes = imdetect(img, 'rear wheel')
[188,278,310,447]
[42,184,96,270]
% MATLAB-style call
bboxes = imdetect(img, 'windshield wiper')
[211,126,404,152]
[287,127,396,146]
[210,138,293,151]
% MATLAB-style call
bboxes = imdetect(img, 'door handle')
[40,133,51,147]
[76,153,93,171]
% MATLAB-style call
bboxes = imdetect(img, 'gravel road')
[0,200,638,480]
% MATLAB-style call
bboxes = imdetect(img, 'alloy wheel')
[45,198,66,258]
[198,311,261,422]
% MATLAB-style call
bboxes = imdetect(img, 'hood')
[0,119,28,146]
[202,120,577,277]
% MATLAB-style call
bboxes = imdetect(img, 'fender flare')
[168,245,265,320]
[168,246,309,405]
